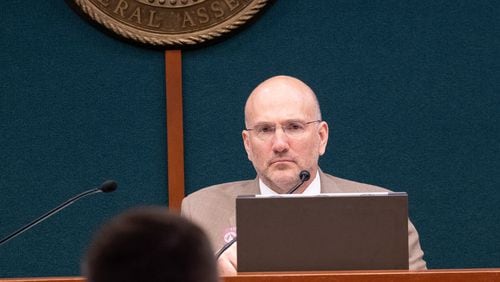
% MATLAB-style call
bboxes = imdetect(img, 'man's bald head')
[244,75,322,127]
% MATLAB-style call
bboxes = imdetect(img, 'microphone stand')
[0,180,117,247]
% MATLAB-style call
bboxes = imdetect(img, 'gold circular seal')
[74,0,269,46]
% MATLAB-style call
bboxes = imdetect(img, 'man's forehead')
[252,118,308,125]
[246,93,315,120]
[247,100,310,119]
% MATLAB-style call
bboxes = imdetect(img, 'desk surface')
[1,269,499,282]
[225,268,500,282]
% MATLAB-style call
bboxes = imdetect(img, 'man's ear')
[242,130,253,161]
[318,121,329,156]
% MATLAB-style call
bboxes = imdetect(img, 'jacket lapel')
[319,169,343,193]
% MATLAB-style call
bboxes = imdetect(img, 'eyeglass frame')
[245,120,322,140]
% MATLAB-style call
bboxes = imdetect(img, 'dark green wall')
[1,0,499,277]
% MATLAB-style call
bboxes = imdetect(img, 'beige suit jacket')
[181,171,427,270]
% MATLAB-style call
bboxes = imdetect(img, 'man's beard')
[263,169,299,194]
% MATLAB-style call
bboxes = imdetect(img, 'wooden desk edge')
[1,268,499,282]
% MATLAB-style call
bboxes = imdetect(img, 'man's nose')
[271,127,290,153]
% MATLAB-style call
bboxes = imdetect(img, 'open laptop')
[236,192,409,272]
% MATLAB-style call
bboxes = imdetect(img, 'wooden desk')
[1,269,499,282]
[225,268,500,281]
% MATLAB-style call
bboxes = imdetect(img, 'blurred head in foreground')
[83,206,218,282]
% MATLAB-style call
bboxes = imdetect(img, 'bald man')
[181,75,426,275]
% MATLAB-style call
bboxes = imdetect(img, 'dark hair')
[83,206,218,282]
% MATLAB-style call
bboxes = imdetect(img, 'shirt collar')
[259,171,321,195]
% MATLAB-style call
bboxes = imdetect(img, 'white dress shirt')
[259,171,321,195]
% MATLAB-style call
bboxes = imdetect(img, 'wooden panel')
[165,50,184,211]
[1,269,499,282]
[224,269,500,282]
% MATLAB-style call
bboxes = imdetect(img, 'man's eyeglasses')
[246,120,321,140]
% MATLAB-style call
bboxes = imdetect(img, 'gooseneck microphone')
[215,171,310,259]
[0,180,118,247]
[286,170,311,194]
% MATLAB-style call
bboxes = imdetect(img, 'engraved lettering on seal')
[74,0,269,46]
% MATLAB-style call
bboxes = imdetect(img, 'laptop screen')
[236,192,409,272]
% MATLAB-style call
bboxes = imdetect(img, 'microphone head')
[99,180,118,193]
[299,170,311,182]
